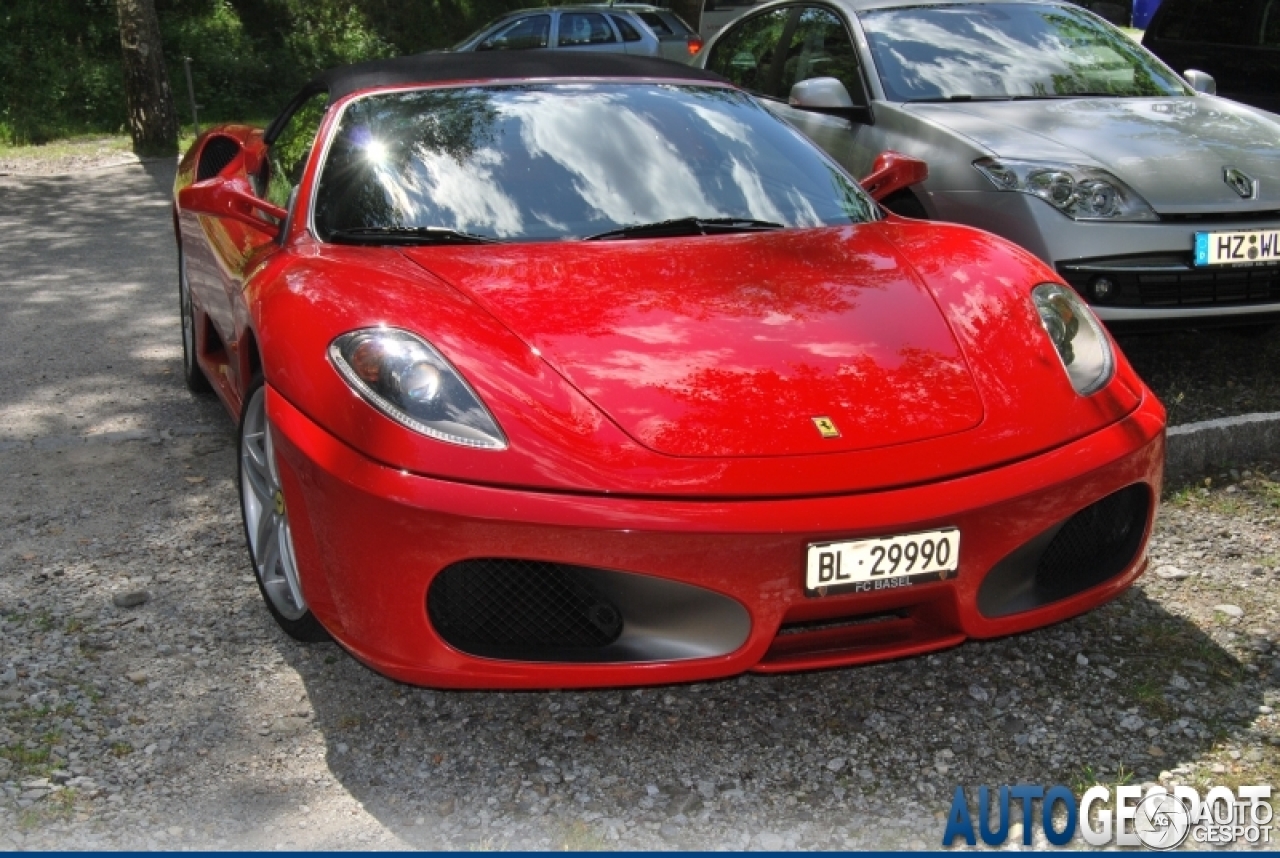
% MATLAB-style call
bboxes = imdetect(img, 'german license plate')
[1194,229,1280,266]
[806,528,959,594]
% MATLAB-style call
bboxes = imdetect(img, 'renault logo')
[1224,167,1257,200]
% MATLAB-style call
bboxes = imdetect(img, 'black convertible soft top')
[266,52,728,143]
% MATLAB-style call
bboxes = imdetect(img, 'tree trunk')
[669,0,704,38]
[116,0,178,157]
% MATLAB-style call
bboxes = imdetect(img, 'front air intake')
[978,484,1150,617]
[429,559,623,658]
[427,559,750,663]
[1033,484,1149,601]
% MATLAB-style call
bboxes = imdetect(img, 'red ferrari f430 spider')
[173,52,1165,688]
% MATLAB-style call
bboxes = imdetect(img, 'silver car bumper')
[928,190,1280,323]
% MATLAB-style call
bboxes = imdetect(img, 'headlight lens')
[330,328,507,449]
[974,159,1157,221]
[1032,284,1114,395]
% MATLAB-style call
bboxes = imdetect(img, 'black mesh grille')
[429,559,623,658]
[1134,266,1280,307]
[1059,261,1280,308]
[1034,485,1149,601]
[196,136,241,182]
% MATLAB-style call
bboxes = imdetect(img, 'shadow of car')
[697,0,1280,331]
[1142,0,1280,115]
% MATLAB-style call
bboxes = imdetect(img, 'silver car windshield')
[859,3,1190,102]
[313,83,876,242]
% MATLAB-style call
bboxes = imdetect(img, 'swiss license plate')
[806,528,959,595]
[1194,229,1280,266]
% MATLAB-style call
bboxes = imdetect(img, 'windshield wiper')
[1043,91,1123,98]
[907,94,1065,103]
[906,92,1124,104]
[904,95,1018,103]
[586,217,785,241]
[328,226,502,246]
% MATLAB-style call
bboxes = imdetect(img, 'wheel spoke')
[243,429,269,473]
[258,520,280,581]
[242,457,273,509]
[278,521,306,610]
[265,425,282,486]
[263,578,295,610]
[241,384,309,623]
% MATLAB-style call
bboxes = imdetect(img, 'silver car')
[697,0,1280,328]
[454,4,701,62]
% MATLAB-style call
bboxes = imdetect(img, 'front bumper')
[929,190,1280,324]
[267,385,1166,689]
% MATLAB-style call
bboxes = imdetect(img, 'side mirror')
[859,151,929,204]
[1183,69,1217,95]
[789,77,856,111]
[178,177,288,239]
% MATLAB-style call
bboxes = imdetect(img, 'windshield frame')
[305,78,882,245]
[856,1,1193,103]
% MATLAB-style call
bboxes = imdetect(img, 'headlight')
[974,159,1157,221]
[1031,284,1114,395]
[329,328,507,450]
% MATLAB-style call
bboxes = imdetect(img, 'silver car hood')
[907,96,1280,214]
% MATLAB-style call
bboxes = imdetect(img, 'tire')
[178,245,213,394]
[237,378,329,642]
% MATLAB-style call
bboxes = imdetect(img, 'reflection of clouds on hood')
[584,348,736,390]
[503,91,719,224]
[408,145,524,237]
[616,323,690,345]
[797,341,873,358]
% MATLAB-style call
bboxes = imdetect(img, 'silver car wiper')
[328,226,503,245]
[586,217,785,240]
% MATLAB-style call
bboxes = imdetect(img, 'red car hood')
[401,226,983,459]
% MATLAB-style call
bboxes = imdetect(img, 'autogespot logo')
[942,783,1274,849]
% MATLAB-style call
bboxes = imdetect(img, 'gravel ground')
[2,160,1279,850]
[1117,331,1280,427]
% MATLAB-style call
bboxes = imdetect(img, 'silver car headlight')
[330,328,507,450]
[974,159,1157,221]
[1032,284,1114,395]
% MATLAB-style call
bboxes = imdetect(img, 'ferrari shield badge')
[812,416,841,439]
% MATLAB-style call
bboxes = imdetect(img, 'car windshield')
[312,83,876,242]
[858,3,1190,102]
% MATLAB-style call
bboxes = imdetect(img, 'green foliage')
[0,0,126,143]
[0,0,539,144]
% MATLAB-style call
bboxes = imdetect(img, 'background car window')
[784,7,867,104]
[1263,0,1280,45]
[707,6,865,103]
[478,15,551,50]
[266,92,327,210]
[558,13,617,46]
[705,7,796,97]
[637,11,676,35]
[1152,0,1254,45]
[610,14,644,42]
[861,3,1189,100]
